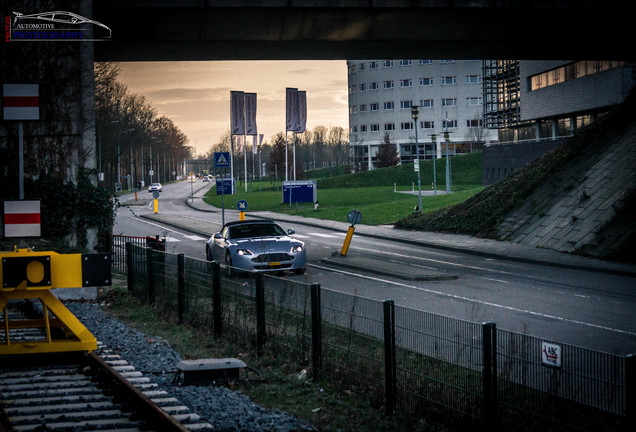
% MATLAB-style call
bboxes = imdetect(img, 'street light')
[431,134,437,196]
[444,130,452,194]
[411,106,423,212]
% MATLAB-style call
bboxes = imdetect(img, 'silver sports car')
[206,220,306,275]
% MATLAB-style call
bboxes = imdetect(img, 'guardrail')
[111,241,632,431]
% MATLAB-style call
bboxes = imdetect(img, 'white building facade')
[347,59,498,170]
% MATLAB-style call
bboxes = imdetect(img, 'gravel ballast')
[66,301,317,432]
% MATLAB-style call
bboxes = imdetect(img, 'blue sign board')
[282,180,317,204]
[216,178,233,195]
[237,200,248,211]
[214,152,231,168]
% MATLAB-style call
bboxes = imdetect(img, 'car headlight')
[290,245,304,253]
[236,248,254,256]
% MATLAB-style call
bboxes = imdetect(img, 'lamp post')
[431,134,437,196]
[411,106,423,212]
[444,130,452,194]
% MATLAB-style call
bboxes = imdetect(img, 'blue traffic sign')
[214,152,231,168]
[237,200,248,211]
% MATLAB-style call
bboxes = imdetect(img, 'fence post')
[627,354,635,430]
[383,299,396,415]
[311,283,322,381]
[212,261,222,338]
[177,253,185,324]
[256,273,265,357]
[146,247,155,304]
[125,242,133,293]
[483,322,498,430]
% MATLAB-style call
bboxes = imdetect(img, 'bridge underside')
[94,3,633,61]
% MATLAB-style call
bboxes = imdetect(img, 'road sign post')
[215,152,232,225]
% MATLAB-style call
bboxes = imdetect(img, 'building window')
[442,98,457,107]
[401,122,413,130]
[529,60,624,91]
[383,80,394,89]
[442,76,457,85]
[419,60,432,65]
[400,78,412,88]
[348,85,356,94]
[400,100,413,109]
[383,60,394,68]
[467,97,482,106]
[467,119,483,127]
[384,123,395,131]
[371,124,380,132]
[369,61,378,70]
[349,105,358,114]
[370,82,379,90]
[359,104,367,112]
[370,103,379,111]
[419,77,434,86]
[441,60,456,63]
[466,75,482,84]
[360,125,367,132]
[359,83,366,92]
[359,63,366,71]
[351,125,358,133]
[421,121,435,129]
[383,101,394,110]
[399,60,412,66]
[348,64,356,74]
[442,119,457,128]
[420,99,434,108]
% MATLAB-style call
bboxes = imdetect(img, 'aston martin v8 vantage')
[206,220,306,275]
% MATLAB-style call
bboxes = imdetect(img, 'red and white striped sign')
[3,84,39,120]
[3,200,41,237]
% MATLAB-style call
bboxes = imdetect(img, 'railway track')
[0,301,213,432]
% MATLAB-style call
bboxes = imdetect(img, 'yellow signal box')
[0,248,111,355]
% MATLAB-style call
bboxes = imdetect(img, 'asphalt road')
[114,180,636,355]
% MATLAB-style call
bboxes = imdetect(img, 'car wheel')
[224,251,234,277]
[293,267,306,275]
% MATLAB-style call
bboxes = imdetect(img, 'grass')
[204,152,484,225]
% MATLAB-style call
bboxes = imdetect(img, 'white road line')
[476,276,509,284]
[308,264,636,337]
[307,232,338,238]
[183,235,207,241]
[291,234,311,239]
[165,237,180,243]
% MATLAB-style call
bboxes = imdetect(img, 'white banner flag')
[245,92,257,135]
[253,135,258,154]
[230,91,245,135]
[236,135,243,153]
[296,90,307,133]
[285,87,299,132]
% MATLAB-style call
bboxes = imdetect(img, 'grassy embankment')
[203,152,484,225]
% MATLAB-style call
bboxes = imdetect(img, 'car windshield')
[229,223,286,239]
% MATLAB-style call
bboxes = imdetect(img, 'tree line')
[95,63,192,191]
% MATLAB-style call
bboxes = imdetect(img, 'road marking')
[291,234,311,239]
[307,232,339,238]
[308,264,636,337]
[165,237,180,243]
[476,276,509,284]
[183,234,207,241]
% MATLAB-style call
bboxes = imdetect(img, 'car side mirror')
[287,229,295,235]
[213,233,223,239]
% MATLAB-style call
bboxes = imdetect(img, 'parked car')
[206,220,306,275]
[148,183,163,192]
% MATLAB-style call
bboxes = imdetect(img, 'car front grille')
[252,253,293,263]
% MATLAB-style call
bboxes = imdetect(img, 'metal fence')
[115,241,633,431]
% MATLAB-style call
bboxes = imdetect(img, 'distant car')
[148,183,163,192]
[206,220,306,275]
[202,176,210,182]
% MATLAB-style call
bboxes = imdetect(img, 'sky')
[115,61,349,156]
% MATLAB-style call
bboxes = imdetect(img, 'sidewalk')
[135,191,636,278]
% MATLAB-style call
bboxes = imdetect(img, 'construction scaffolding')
[482,60,521,129]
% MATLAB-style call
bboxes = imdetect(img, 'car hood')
[229,236,301,253]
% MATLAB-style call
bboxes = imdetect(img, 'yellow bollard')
[135,191,138,201]
[239,211,245,221]
[154,198,158,214]
[340,226,355,256]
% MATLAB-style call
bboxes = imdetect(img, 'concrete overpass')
[94,0,635,62]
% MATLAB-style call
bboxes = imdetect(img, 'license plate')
[268,261,280,266]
